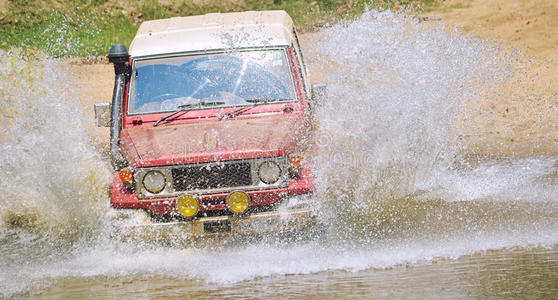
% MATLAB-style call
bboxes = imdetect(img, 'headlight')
[142,170,166,194]
[258,161,281,184]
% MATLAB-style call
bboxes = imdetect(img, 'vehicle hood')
[120,113,307,167]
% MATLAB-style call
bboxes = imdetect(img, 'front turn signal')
[288,155,303,178]
[118,168,134,182]
[289,155,302,168]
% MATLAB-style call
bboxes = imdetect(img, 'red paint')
[120,113,306,167]
[286,46,306,104]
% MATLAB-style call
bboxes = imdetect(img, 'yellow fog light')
[227,191,250,214]
[176,195,199,218]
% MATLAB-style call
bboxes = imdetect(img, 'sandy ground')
[62,62,114,156]
[426,0,558,156]
[431,0,558,63]
[67,1,558,157]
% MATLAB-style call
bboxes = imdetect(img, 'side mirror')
[94,102,111,127]
[311,83,327,102]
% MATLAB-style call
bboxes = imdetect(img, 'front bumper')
[113,208,316,240]
[110,169,314,216]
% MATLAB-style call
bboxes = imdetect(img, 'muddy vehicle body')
[95,11,326,238]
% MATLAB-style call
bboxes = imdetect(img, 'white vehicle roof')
[129,10,295,58]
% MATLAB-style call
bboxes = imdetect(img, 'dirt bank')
[67,2,558,157]
[426,0,558,156]
[430,0,558,64]
[62,62,113,156]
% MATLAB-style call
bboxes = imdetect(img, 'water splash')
[0,10,557,298]
[0,49,112,296]
[306,11,534,242]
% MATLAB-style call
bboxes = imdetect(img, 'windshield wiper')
[218,100,277,121]
[153,100,225,127]
[244,98,291,103]
[218,106,253,121]
[153,105,190,127]
[218,99,292,121]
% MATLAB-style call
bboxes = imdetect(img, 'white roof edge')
[129,10,295,57]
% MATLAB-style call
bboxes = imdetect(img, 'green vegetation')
[0,0,439,57]
[425,0,470,13]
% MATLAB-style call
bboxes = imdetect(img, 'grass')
[422,0,471,13]
[0,0,440,58]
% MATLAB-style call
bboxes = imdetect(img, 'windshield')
[128,49,297,115]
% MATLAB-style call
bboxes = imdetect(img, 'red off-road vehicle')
[95,10,326,237]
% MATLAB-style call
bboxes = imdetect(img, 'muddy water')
[30,247,558,299]
[1,11,558,299]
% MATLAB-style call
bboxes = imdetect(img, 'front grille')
[171,162,251,192]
